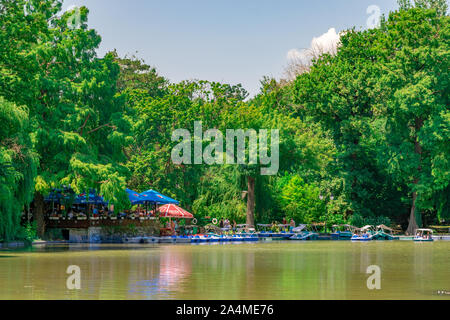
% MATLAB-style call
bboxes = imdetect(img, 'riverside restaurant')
[32,187,450,244]
[40,187,191,238]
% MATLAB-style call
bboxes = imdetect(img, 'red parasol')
[158,204,194,219]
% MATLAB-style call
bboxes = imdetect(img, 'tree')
[294,4,449,233]
[112,51,169,99]
[293,27,402,220]
[398,0,448,16]
[192,166,247,222]
[375,8,449,233]
[123,79,250,210]
[0,97,36,241]
[275,175,325,224]
[0,1,129,236]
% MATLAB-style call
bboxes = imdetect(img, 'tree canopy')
[0,0,448,239]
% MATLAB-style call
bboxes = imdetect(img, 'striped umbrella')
[158,204,194,219]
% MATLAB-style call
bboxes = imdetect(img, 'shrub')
[16,222,37,243]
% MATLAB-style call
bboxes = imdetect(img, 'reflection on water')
[128,250,192,299]
[0,242,449,300]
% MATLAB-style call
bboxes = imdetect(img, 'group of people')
[216,217,297,232]
[281,217,296,227]
[271,217,296,232]
[48,204,114,219]
[164,219,179,235]
[218,218,237,230]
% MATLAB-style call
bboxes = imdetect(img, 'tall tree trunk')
[406,191,419,235]
[34,192,46,238]
[246,176,255,228]
[406,118,423,236]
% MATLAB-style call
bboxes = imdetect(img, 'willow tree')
[0,1,130,236]
[124,79,249,208]
[0,97,37,241]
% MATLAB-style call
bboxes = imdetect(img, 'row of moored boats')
[123,225,436,244]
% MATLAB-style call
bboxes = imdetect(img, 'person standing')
[170,220,176,235]
[174,220,179,235]
[290,219,296,232]
[93,206,98,217]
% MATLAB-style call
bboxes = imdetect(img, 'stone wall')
[69,229,89,243]
[69,220,160,243]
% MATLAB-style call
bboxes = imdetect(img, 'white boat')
[373,225,399,240]
[289,232,318,241]
[289,225,318,241]
[351,234,373,241]
[414,229,434,242]
[351,226,374,241]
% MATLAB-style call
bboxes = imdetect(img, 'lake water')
[0,241,449,300]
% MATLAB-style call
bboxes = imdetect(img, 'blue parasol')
[75,193,107,205]
[44,189,76,203]
[126,188,147,205]
[139,190,179,205]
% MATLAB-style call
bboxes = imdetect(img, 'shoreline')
[2,233,449,248]
[0,241,28,249]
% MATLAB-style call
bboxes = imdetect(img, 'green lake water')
[0,241,449,300]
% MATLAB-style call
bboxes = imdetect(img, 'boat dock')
[433,235,450,241]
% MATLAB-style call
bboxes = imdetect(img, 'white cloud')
[287,28,341,62]
[311,28,340,53]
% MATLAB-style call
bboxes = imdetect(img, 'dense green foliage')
[0,0,448,239]
[0,97,36,241]
[294,4,449,232]
[0,0,131,237]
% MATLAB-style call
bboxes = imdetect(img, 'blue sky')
[63,0,398,96]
